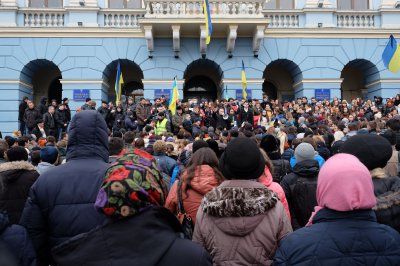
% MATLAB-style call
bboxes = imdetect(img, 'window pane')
[337,0,351,9]
[279,0,293,9]
[109,0,125,8]
[264,0,277,9]
[353,0,368,10]
[30,0,45,7]
[48,0,62,8]
[127,0,141,8]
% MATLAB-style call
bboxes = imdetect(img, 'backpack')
[290,177,318,227]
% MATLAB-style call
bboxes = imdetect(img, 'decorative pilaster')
[252,25,265,57]
[144,25,154,58]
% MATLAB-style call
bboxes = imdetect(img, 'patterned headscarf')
[95,148,166,219]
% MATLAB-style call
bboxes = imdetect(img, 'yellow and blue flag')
[203,0,212,44]
[241,60,248,100]
[225,85,228,100]
[168,77,179,115]
[115,62,124,106]
[382,35,400,73]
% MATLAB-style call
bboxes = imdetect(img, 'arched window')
[30,0,62,8]
[337,0,369,10]
[108,0,142,8]
[264,0,294,9]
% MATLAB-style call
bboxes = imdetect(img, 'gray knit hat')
[295,143,316,163]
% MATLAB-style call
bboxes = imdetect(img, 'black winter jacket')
[55,109,68,128]
[238,107,254,126]
[19,101,28,121]
[52,207,212,266]
[271,159,291,183]
[274,209,400,266]
[0,161,39,224]
[20,111,109,266]
[280,159,319,229]
[24,108,41,129]
[43,112,56,130]
[0,212,36,266]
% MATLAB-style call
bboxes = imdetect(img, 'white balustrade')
[336,12,376,28]
[22,10,65,27]
[263,11,300,28]
[103,11,145,28]
[144,0,264,18]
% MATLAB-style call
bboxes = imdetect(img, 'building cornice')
[60,79,110,88]
[264,28,400,38]
[0,80,33,89]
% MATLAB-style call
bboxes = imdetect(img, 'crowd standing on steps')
[0,93,399,265]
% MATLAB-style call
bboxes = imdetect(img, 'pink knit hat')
[307,153,376,226]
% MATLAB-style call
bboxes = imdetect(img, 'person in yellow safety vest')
[155,111,171,136]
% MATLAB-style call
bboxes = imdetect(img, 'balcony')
[101,9,145,28]
[20,8,65,27]
[335,11,378,28]
[263,10,301,28]
[144,0,264,18]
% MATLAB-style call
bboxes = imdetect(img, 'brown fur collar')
[374,190,400,211]
[201,186,278,217]
[0,161,36,173]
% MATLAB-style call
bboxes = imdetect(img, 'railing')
[263,10,301,28]
[144,0,264,18]
[102,10,145,28]
[336,11,377,28]
[21,9,65,27]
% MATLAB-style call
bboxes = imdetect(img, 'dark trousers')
[19,121,26,135]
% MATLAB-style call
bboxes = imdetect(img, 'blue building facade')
[0,0,399,135]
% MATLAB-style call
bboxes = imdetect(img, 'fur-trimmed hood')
[374,190,400,211]
[202,180,278,218]
[0,161,36,173]
[201,180,279,236]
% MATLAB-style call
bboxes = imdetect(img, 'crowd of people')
[0,92,400,265]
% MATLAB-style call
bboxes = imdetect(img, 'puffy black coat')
[24,108,41,129]
[0,212,36,266]
[0,161,39,224]
[373,176,400,232]
[20,111,109,266]
[271,159,291,183]
[274,209,400,266]
[280,159,319,229]
[52,207,212,266]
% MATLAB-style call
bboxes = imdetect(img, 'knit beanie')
[295,143,316,163]
[219,138,265,180]
[192,140,209,154]
[40,147,59,164]
[6,146,28,162]
[340,134,392,170]
[95,148,166,219]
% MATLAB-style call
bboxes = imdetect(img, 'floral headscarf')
[95,148,166,219]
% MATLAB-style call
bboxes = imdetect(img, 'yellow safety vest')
[155,119,168,135]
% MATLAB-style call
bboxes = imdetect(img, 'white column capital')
[144,25,154,57]
[172,25,180,57]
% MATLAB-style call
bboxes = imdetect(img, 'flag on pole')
[203,0,212,45]
[241,60,248,100]
[225,84,228,100]
[168,77,179,115]
[382,35,400,73]
[115,62,124,106]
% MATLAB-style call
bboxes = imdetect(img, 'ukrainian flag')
[241,60,248,100]
[168,77,179,115]
[203,0,212,44]
[382,35,400,73]
[115,62,124,106]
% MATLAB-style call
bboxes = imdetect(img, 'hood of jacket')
[201,180,278,236]
[0,161,36,183]
[36,162,55,174]
[66,111,108,162]
[293,159,320,177]
[183,165,220,195]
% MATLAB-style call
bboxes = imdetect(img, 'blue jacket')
[154,153,177,177]
[274,209,400,266]
[0,212,36,266]
[290,154,325,168]
[20,111,110,266]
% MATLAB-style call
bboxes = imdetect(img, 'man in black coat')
[238,101,254,126]
[38,97,48,116]
[18,97,29,135]
[23,101,41,134]
[62,98,71,124]
[55,104,68,140]
[43,106,57,138]
[20,111,109,266]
